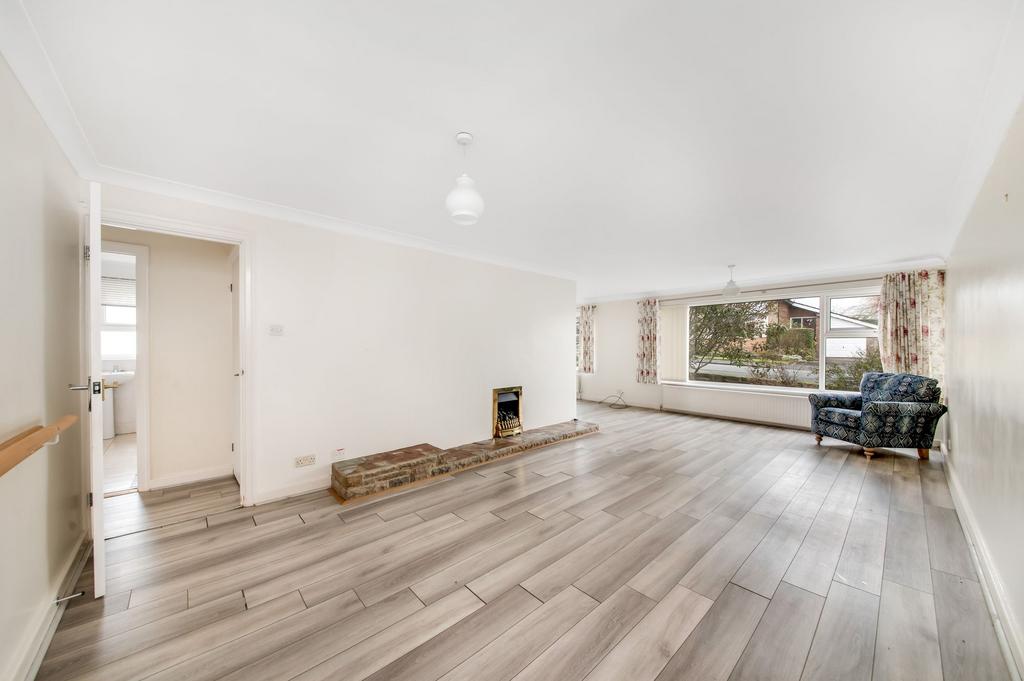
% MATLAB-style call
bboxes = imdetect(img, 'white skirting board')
[250,483,332,507]
[13,533,89,681]
[146,464,235,491]
[942,443,1024,681]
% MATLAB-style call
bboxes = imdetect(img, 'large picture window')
[687,298,820,388]
[670,289,881,391]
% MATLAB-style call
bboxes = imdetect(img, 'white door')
[83,182,106,597]
[230,248,241,482]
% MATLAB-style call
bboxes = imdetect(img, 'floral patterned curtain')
[636,298,659,384]
[879,270,946,388]
[577,304,596,374]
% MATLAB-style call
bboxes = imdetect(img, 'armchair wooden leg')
[863,447,875,460]
[815,434,822,445]
[917,448,930,460]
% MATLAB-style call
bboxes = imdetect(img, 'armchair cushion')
[817,407,861,429]
[808,391,863,437]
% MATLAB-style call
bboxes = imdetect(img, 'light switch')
[269,324,284,336]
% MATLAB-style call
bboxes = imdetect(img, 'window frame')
[822,292,880,338]
[789,316,816,329]
[660,281,881,394]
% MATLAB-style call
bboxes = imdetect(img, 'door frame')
[98,207,256,506]
[99,240,150,492]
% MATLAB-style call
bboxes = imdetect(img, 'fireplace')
[492,386,523,438]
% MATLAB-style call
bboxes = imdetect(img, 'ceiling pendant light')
[722,264,741,297]
[446,132,484,226]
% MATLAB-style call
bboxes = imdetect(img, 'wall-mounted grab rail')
[0,415,78,478]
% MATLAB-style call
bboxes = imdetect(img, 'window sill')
[660,380,862,398]
[659,380,823,398]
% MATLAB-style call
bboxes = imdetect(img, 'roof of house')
[786,299,878,330]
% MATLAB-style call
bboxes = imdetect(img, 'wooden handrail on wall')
[0,415,79,478]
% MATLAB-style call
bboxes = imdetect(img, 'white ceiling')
[6,0,1024,299]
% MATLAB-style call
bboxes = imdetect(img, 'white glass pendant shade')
[722,265,740,297]
[446,173,485,226]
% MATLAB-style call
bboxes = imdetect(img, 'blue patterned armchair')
[809,372,947,459]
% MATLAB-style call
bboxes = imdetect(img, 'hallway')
[104,435,138,495]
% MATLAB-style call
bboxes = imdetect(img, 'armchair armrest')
[863,401,947,418]
[862,401,948,437]
[808,392,862,410]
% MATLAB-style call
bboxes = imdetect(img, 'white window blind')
[658,304,687,382]
[101,276,136,307]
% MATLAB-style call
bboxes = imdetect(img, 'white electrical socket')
[332,448,347,462]
[294,454,316,467]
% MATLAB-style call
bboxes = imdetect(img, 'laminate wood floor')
[43,402,1012,681]
[102,475,242,538]
[103,434,138,495]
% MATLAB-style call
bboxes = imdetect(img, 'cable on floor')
[597,393,629,409]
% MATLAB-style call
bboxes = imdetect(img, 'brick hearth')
[331,420,599,500]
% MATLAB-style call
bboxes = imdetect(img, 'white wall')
[578,299,662,409]
[0,55,85,679]
[102,226,235,488]
[101,185,578,504]
[944,99,1024,674]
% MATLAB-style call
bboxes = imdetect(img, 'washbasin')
[102,371,137,438]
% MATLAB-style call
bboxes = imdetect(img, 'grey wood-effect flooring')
[42,402,1011,681]
[102,475,242,538]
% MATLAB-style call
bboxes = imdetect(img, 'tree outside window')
[688,299,819,388]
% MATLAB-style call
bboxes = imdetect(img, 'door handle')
[69,380,102,395]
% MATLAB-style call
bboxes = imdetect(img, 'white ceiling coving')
[4,0,1024,299]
